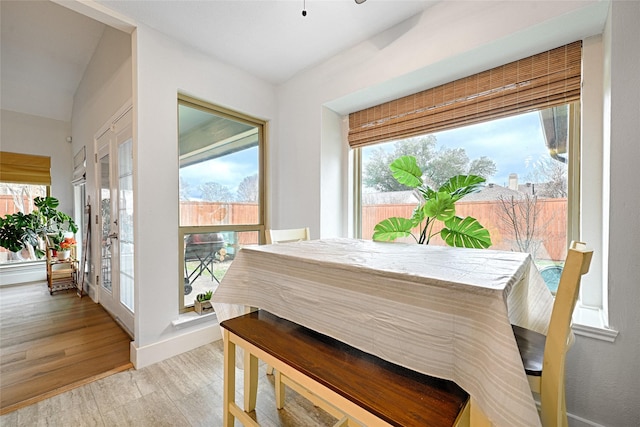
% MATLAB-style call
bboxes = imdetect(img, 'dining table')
[212,238,555,427]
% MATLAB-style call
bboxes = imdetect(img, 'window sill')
[572,304,618,342]
[172,310,217,328]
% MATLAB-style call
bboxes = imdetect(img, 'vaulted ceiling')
[1,0,438,123]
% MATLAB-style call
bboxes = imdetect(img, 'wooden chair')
[265,227,310,244]
[512,241,593,427]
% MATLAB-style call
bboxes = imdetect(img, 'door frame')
[94,102,134,336]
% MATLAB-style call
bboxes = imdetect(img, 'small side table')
[46,248,81,297]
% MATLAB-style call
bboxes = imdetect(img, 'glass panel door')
[98,143,114,295]
[118,135,134,311]
[96,106,134,335]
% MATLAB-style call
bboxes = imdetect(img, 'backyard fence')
[362,198,568,261]
[2,196,568,263]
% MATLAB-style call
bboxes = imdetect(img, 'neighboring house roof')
[460,183,525,202]
[362,190,420,205]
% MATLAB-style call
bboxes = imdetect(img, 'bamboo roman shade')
[0,151,51,185]
[348,41,582,148]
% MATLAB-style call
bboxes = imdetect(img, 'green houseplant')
[0,196,78,259]
[194,290,214,314]
[372,155,492,248]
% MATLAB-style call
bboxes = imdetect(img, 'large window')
[178,95,265,311]
[351,41,582,294]
[356,104,579,293]
[0,183,48,264]
[0,152,51,265]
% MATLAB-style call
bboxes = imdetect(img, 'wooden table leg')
[244,349,259,412]
[223,329,236,427]
[469,397,493,427]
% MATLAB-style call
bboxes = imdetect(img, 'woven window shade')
[0,151,51,185]
[348,41,582,148]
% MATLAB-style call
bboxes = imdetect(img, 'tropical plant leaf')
[411,204,426,224]
[372,217,416,242]
[416,185,436,201]
[441,216,492,248]
[438,175,486,202]
[424,192,455,221]
[389,156,423,188]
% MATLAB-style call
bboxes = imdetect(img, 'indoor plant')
[0,196,78,259]
[57,236,77,260]
[372,155,492,248]
[194,290,214,314]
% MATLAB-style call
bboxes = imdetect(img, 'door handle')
[108,232,118,240]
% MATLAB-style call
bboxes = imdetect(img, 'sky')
[180,110,551,199]
[363,110,551,188]
[180,146,259,199]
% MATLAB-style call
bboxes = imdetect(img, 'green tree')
[236,174,258,202]
[468,156,498,180]
[426,147,469,187]
[525,156,567,198]
[363,135,497,191]
[199,182,235,202]
[364,136,437,192]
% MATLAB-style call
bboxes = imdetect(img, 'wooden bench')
[220,310,471,427]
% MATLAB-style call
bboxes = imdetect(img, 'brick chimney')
[508,173,518,191]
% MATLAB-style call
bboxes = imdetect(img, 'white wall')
[0,110,72,284]
[0,110,73,212]
[564,2,640,426]
[42,0,637,424]
[71,25,132,299]
[275,0,608,238]
[275,1,639,426]
[133,24,277,366]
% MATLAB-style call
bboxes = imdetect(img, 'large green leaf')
[416,185,436,202]
[438,175,485,202]
[410,204,426,224]
[440,216,492,248]
[389,156,423,188]
[424,192,455,221]
[372,217,416,242]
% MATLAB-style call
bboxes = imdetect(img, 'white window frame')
[350,35,616,342]
[571,35,617,341]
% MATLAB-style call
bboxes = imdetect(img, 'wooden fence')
[180,201,260,246]
[363,198,568,261]
[2,196,566,262]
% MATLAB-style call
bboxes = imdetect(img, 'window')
[356,103,579,293]
[0,152,51,265]
[178,95,265,311]
[0,183,48,264]
[351,39,612,337]
[351,41,582,293]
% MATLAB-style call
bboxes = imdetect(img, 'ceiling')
[1,0,437,123]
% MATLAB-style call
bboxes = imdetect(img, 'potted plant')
[57,237,77,261]
[372,155,492,248]
[194,290,214,314]
[0,196,78,259]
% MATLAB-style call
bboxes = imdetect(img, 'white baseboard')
[568,412,607,427]
[532,389,605,427]
[130,322,222,369]
[0,262,46,286]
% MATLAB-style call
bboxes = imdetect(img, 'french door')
[96,106,134,335]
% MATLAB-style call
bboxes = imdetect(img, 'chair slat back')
[266,227,310,244]
[541,241,593,427]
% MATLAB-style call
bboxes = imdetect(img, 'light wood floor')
[0,281,133,415]
[0,283,337,426]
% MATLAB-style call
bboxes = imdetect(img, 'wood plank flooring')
[0,340,339,426]
[0,281,133,414]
